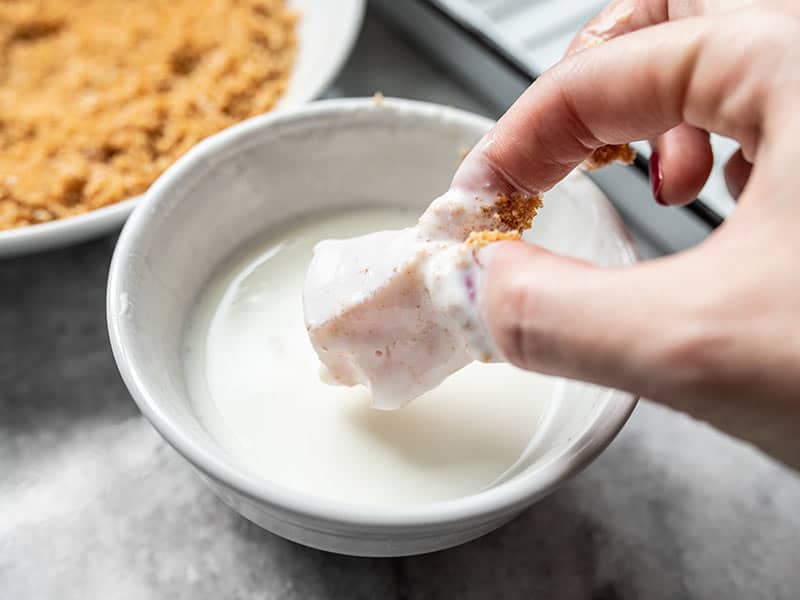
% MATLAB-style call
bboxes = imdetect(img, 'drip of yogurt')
[303,148,542,410]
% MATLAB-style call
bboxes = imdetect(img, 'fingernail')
[649,151,665,205]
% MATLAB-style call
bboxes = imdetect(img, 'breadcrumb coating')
[584,143,636,170]
[480,192,544,232]
[464,229,521,249]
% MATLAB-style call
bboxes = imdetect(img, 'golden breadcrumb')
[584,144,636,170]
[0,0,297,230]
[481,192,544,232]
[465,229,521,249]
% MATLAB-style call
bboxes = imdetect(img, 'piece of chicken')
[303,184,542,409]
[303,143,632,409]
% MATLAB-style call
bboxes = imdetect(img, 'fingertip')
[478,241,585,372]
[652,124,713,206]
[724,148,752,199]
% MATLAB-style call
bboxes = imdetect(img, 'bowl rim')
[0,0,366,259]
[107,97,639,530]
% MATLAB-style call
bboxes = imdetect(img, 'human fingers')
[724,147,753,199]
[456,11,785,196]
[650,124,714,205]
[568,0,755,53]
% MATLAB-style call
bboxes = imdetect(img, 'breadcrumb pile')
[0,0,297,230]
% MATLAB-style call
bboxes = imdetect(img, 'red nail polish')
[649,151,665,205]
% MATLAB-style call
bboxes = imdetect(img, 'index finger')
[454,18,710,194]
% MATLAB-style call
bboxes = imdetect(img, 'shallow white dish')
[0,0,365,259]
[108,98,639,556]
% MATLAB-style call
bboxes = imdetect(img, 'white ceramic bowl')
[107,98,638,556]
[0,0,365,258]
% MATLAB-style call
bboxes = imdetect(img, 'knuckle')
[693,10,798,143]
[549,66,604,151]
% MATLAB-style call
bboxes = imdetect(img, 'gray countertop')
[2,10,799,599]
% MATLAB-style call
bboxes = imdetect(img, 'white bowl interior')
[110,99,636,518]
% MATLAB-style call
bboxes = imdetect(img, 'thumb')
[478,241,678,397]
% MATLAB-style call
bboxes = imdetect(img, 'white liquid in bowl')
[184,208,560,506]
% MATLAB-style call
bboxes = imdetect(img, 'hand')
[461,0,800,468]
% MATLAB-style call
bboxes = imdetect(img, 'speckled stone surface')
[2,11,799,600]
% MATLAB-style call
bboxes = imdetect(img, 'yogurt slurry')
[186,208,555,505]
